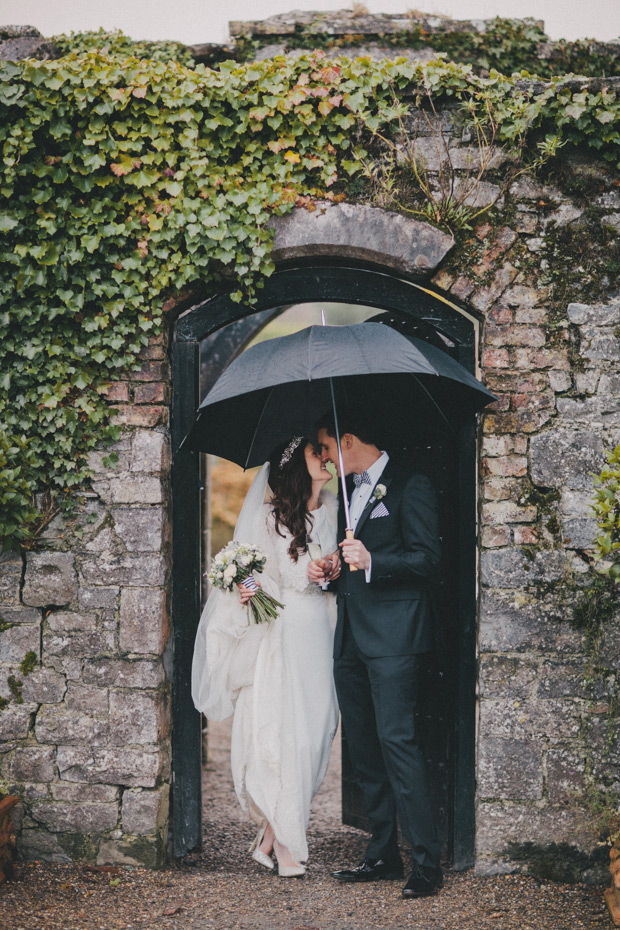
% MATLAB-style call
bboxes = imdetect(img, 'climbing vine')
[1,48,620,549]
[52,28,195,66]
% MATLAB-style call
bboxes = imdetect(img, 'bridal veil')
[191,462,278,720]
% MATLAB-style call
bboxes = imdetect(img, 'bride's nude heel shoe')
[249,823,274,870]
[274,840,306,878]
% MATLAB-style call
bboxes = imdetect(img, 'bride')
[191,436,340,876]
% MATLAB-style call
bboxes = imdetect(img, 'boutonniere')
[373,484,387,501]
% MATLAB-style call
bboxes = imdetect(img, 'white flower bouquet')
[206,541,283,624]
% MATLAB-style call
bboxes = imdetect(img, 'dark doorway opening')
[171,265,478,869]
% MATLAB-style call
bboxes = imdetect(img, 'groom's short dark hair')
[316,406,379,447]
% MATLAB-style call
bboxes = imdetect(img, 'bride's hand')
[308,553,341,584]
[307,559,327,584]
[325,551,341,580]
[237,579,261,605]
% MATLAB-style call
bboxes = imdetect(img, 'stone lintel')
[271,203,453,277]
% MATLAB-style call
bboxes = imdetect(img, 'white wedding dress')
[191,464,339,864]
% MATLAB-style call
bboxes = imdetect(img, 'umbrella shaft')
[328,376,358,570]
[329,376,352,529]
[346,528,359,572]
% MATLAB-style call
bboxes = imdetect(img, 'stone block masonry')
[0,332,171,867]
[1,46,620,877]
[428,141,620,878]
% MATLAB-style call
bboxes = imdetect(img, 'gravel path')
[2,718,611,930]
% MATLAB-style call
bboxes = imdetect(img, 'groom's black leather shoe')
[333,858,404,883]
[402,865,444,898]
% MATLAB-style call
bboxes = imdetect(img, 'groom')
[310,407,443,899]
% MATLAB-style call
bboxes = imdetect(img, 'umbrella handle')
[345,529,359,572]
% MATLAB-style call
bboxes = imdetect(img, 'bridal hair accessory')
[206,541,283,624]
[280,436,304,469]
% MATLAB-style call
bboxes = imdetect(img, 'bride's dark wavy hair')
[268,437,313,562]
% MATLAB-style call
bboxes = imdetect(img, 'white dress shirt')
[349,451,389,582]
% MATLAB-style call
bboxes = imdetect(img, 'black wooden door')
[172,265,477,867]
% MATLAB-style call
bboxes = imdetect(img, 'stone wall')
[1,13,619,877]
[0,332,171,866]
[429,175,620,876]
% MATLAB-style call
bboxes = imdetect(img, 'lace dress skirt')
[230,504,338,863]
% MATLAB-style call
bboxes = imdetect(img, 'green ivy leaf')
[0,215,18,232]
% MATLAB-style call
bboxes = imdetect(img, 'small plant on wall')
[358,68,565,232]
[590,446,620,914]
[593,444,620,580]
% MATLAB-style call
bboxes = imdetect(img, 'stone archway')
[170,204,478,868]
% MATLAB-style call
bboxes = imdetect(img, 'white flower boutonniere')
[373,484,387,501]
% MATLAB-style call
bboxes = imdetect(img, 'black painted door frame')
[171,264,478,868]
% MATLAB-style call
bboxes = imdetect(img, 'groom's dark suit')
[334,460,441,870]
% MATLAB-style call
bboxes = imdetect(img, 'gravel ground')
[1,719,611,930]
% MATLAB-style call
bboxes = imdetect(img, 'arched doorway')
[171,263,479,870]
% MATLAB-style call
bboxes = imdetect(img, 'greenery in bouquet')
[207,541,283,624]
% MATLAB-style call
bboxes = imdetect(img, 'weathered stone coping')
[228,10,619,70]
[230,11,533,38]
[0,25,58,62]
[513,76,620,95]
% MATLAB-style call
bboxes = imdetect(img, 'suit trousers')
[334,615,440,869]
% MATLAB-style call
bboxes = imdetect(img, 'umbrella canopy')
[180,322,496,467]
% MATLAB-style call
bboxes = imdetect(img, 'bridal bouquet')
[207,541,283,624]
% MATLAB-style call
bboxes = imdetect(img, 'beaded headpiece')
[279,436,304,469]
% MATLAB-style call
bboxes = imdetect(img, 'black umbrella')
[180,322,496,469]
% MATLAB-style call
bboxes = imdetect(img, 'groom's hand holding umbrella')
[339,537,371,571]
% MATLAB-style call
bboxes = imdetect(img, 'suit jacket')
[333,461,440,659]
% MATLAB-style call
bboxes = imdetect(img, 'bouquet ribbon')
[239,570,283,624]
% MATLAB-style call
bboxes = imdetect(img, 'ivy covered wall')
[1,47,620,550]
[0,11,619,874]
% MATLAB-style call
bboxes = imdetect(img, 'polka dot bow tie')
[353,471,372,488]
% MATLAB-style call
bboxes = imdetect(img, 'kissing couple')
[191,406,443,898]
